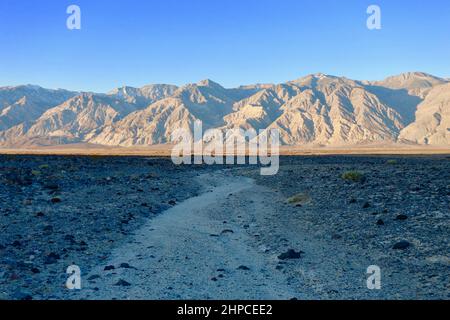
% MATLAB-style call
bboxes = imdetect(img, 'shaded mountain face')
[399,83,450,145]
[362,72,448,124]
[0,72,448,147]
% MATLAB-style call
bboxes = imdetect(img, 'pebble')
[237,265,250,271]
[44,252,60,265]
[396,214,408,221]
[393,241,411,250]
[278,249,303,260]
[114,279,131,286]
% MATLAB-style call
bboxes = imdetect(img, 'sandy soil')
[1,143,449,157]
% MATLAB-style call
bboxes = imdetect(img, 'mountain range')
[0,72,449,148]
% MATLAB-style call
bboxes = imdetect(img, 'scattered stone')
[278,249,303,260]
[44,252,60,265]
[30,267,40,274]
[376,219,385,226]
[12,240,22,248]
[362,202,371,209]
[114,279,131,286]
[104,265,115,271]
[237,265,250,271]
[119,263,134,269]
[51,197,62,204]
[393,241,411,250]
[396,214,408,221]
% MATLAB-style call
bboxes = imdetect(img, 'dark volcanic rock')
[30,268,40,274]
[12,240,22,248]
[393,241,411,250]
[44,252,61,264]
[237,265,251,271]
[395,214,408,221]
[114,279,131,286]
[278,249,303,260]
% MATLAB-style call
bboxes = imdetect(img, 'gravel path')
[75,173,298,300]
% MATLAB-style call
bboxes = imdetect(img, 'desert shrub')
[287,193,312,205]
[341,171,365,183]
[386,159,398,165]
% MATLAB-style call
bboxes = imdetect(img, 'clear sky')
[0,0,449,92]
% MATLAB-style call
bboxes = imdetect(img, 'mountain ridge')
[0,72,448,147]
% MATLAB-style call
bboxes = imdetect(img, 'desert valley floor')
[0,155,449,300]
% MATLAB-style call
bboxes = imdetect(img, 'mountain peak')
[383,71,445,81]
[373,72,448,92]
[197,79,223,88]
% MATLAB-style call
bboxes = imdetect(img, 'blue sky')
[0,0,449,92]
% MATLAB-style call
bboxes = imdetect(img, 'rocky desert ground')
[0,155,449,300]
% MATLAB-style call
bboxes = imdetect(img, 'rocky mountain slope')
[0,85,76,131]
[0,72,448,147]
